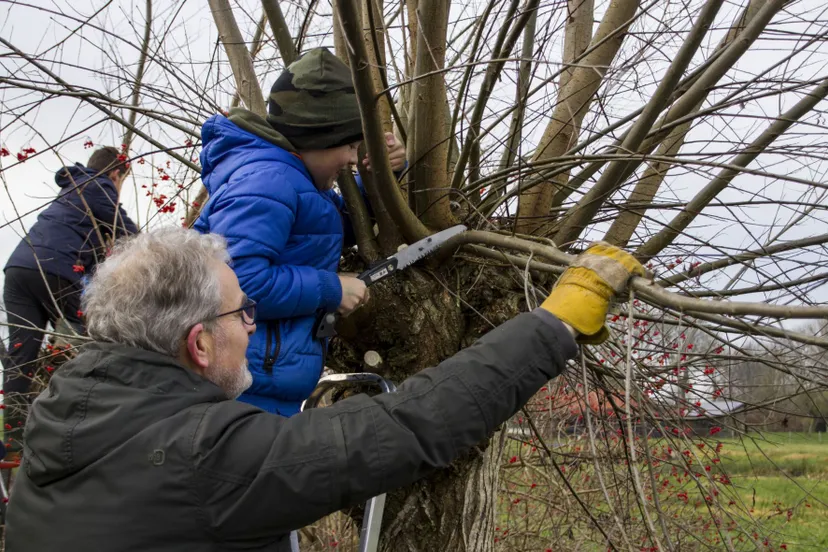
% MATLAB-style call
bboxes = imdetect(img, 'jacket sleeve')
[83,179,139,238]
[207,170,342,320]
[191,310,577,542]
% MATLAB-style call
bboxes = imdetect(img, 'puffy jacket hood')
[23,342,225,486]
[54,163,106,190]
[199,111,309,197]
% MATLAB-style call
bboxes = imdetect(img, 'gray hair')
[82,227,231,356]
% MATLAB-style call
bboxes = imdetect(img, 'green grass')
[496,432,828,551]
[718,432,828,477]
[715,433,828,550]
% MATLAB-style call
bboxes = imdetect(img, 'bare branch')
[208,0,266,116]
[553,0,725,246]
[336,0,430,242]
[231,12,267,109]
[447,230,828,322]
[122,0,153,153]
[261,0,298,65]
[516,0,638,233]
[637,76,828,261]
[451,0,540,193]
[407,0,456,228]
[605,0,766,247]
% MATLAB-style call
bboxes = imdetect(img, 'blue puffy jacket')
[5,164,138,284]
[195,114,356,416]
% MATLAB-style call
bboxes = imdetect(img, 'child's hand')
[338,275,369,316]
[363,132,406,172]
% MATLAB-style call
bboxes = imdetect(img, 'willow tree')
[2,0,828,550]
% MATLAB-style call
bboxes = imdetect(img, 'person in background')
[194,47,405,416]
[2,146,138,456]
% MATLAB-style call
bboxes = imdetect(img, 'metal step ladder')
[301,372,397,552]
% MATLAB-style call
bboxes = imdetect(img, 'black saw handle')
[314,258,399,339]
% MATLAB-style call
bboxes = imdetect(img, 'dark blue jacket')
[5,164,138,285]
[195,115,354,416]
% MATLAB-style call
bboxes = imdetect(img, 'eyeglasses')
[214,298,257,326]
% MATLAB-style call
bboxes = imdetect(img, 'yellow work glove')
[541,242,647,344]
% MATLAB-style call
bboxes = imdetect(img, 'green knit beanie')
[267,47,364,150]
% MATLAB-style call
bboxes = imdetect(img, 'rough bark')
[329,261,529,552]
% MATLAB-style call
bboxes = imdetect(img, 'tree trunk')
[330,263,527,551]
[409,0,456,228]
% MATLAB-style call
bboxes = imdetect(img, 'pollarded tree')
[2,0,828,550]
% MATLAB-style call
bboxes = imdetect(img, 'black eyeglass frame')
[214,298,257,326]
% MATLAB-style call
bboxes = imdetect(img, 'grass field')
[716,432,828,551]
[497,431,828,551]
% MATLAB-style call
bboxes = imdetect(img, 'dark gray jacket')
[5,311,576,551]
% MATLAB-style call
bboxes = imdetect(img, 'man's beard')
[206,359,253,399]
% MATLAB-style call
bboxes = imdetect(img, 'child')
[194,47,405,416]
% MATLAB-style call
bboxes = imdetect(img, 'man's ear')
[185,323,212,373]
[108,169,122,187]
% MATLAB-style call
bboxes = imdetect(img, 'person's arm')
[83,178,139,238]
[191,310,576,542]
[207,180,342,320]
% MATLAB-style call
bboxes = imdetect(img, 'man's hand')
[541,242,647,344]
[338,275,369,316]
[363,132,406,172]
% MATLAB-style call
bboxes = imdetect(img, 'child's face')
[302,142,361,190]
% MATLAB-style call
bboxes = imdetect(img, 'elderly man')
[5,227,644,551]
